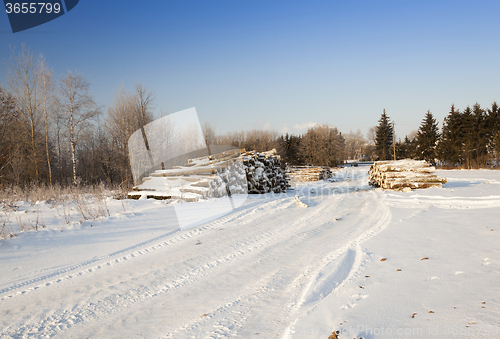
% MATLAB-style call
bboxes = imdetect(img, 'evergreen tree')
[438,105,463,167]
[375,109,393,160]
[471,103,488,167]
[280,133,301,165]
[395,138,405,159]
[416,110,440,165]
[487,102,500,167]
[398,135,417,159]
[460,106,475,168]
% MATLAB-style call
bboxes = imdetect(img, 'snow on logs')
[287,166,334,183]
[243,149,290,194]
[128,148,290,201]
[369,159,447,190]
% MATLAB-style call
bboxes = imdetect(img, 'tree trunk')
[70,107,77,186]
[45,115,52,185]
[30,117,39,183]
[43,90,52,186]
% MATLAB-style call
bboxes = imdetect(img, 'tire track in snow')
[0,196,294,302]
[281,191,392,339]
[2,177,376,338]
[162,196,347,338]
[1,196,322,338]
[63,195,341,338]
[160,192,384,338]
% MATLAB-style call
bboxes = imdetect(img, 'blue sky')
[1,0,500,139]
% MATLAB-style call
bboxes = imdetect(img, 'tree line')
[375,103,500,168]
[7,44,495,190]
[0,45,155,188]
[203,123,347,168]
[1,45,351,189]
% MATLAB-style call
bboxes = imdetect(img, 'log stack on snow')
[243,149,290,194]
[128,148,290,201]
[319,168,334,181]
[288,166,334,183]
[369,159,447,190]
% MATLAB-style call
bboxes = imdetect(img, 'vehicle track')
[1,176,391,339]
[0,195,313,337]
[0,197,292,302]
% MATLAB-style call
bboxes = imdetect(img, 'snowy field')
[1,164,499,338]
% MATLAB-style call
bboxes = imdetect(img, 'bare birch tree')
[52,107,69,184]
[59,71,99,185]
[106,88,138,151]
[135,83,154,129]
[202,121,216,154]
[39,57,55,186]
[0,87,21,184]
[106,86,154,186]
[6,44,43,182]
[345,130,367,160]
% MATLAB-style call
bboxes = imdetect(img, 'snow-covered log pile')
[319,168,333,181]
[369,159,447,190]
[288,166,334,183]
[243,149,290,194]
[128,148,290,201]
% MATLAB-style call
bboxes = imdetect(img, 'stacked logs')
[242,149,290,194]
[369,160,447,190]
[288,166,333,183]
[209,158,247,197]
[129,148,290,200]
[319,168,333,181]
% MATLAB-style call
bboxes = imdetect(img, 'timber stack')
[319,168,333,181]
[129,148,290,201]
[243,149,290,194]
[369,159,447,190]
[288,166,334,183]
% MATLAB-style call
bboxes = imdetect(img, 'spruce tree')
[416,110,440,165]
[401,136,410,159]
[375,109,393,160]
[487,102,500,167]
[472,103,488,167]
[400,135,417,159]
[395,138,404,159]
[461,106,474,168]
[438,105,463,167]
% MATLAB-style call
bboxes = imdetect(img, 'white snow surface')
[1,165,499,338]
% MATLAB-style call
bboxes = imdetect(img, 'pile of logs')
[209,159,247,198]
[129,148,290,201]
[288,166,334,183]
[319,168,334,181]
[369,160,447,190]
[243,149,290,194]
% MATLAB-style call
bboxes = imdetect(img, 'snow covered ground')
[1,164,499,338]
